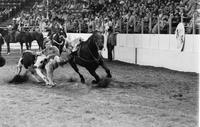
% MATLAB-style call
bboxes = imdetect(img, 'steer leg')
[20,42,23,54]
[16,58,23,75]
[45,60,56,87]
[35,68,49,85]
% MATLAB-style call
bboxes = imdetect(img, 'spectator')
[107,27,116,61]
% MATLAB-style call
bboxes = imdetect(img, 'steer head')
[34,55,48,69]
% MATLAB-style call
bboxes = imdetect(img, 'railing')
[63,13,199,34]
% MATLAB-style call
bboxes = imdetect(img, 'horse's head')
[91,31,104,50]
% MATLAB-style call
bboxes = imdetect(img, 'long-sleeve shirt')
[42,46,60,57]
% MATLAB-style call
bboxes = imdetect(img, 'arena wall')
[115,34,199,73]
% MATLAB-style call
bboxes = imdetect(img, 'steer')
[33,54,61,87]
[17,50,42,83]
[17,50,53,86]
[17,49,67,87]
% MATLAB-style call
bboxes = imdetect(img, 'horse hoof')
[81,79,85,84]
[46,83,56,88]
[92,80,99,84]
[107,74,112,78]
[46,85,53,88]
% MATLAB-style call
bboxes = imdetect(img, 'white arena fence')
[115,34,199,73]
[2,32,199,73]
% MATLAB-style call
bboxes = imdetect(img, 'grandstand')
[0,0,199,34]
[0,0,41,26]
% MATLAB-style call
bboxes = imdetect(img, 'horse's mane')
[85,32,98,44]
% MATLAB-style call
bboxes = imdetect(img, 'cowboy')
[40,40,60,59]
[107,27,116,61]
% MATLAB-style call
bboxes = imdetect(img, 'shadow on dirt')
[8,74,29,84]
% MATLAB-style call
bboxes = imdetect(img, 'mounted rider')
[66,29,103,60]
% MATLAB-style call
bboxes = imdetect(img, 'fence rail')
[62,13,199,34]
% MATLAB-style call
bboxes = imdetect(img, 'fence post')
[119,18,122,33]
[141,18,144,34]
[157,16,160,34]
[87,20,90,33]
[92,21,95,32]
[102,19,105,33]
[79,20,81,33]
[64,20,67,33]
[113,20,115,33]
[134,17,136,33]
[192,13,195,34]
[149,16,152,33]
[181,13,183,23]
[126,20,129,33]
[168,14,172,34]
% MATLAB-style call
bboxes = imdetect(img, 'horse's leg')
[69,61,85,83]
[20,42,23,54]
[37,40,41,50]
[0,45,2,56]
[87,69,100,84]
[28,41,32,50]
[6,41,10,54]
[25,42,29,50]
[99,58,112,78]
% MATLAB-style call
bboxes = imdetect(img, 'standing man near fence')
[107,27,116,61]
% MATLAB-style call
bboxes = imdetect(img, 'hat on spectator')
[108,27,113,32]
[7,25,12,30]
[120,1,124,4]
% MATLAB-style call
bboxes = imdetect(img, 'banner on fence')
[175,22,185,52]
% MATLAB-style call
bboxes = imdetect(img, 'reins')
[52,39,64,46]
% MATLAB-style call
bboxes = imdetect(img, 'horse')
[0,27,31,54]
[67,31,112,84]
[6,30,32,54]
[29,31,44,50]
[0,27,44,54]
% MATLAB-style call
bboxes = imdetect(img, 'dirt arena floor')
[0,50,198,127]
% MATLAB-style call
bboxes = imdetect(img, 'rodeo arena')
[0,0,199,126]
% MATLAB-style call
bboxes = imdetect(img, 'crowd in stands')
[2,0,200,34]
[0,0,42,25]
[45,0,199,34]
